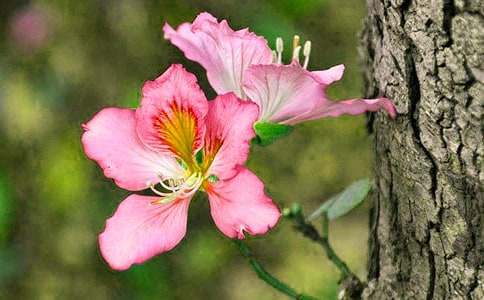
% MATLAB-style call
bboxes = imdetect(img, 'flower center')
[149,171,204,204]
[272,35,312,69]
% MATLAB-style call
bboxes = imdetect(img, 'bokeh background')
[0,1,373,299]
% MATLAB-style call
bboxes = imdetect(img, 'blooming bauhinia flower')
[81,64,280,270]
[164,13,396,143]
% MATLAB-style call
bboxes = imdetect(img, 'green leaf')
[253,122,293,146]
[307,178,372,221]
[306,197,337,221]
[327,178,372,220]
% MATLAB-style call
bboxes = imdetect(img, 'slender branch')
[284,205,365,299]
[285,206,355,280]
[319,214,352,278]
[234,240,319,300]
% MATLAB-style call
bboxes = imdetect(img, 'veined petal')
[163,12,273,98]
[243,63,323,123]
[81,108,184,191]
[243,62,396,125]
[99,194,191,271]
[202,93,258,180]
[207,167,280,239]
[136,64,208,164]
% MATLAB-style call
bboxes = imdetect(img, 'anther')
[276,37,283,64]
[292,35,300,51]
[303,40,311,69]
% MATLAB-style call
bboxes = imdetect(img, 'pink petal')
[99,194,191,270]
[303,97,397,121]
[82,108,183,191]
[203,93,259,180]
[243,63,324,123]
[243,62,397,125]
[136,64,208,164]
[163,12,273,98]
[207,167,280,239]
[310,64,345,85]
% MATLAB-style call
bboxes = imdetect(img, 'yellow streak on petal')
[155,104,198,166]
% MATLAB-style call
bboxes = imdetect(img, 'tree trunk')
[360,0,483,299]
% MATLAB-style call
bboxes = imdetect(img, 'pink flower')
[164,13,396,125]
[82,64,280,270]
[9,6,50,53]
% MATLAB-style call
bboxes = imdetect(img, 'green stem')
[234,240,319,300]
[319,214,351,278]
[289,209,356,280]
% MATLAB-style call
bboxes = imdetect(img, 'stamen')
[150,172,204,205]
[292,35,300,51]
[276,37,283,64]
[292,35,301,62]
[272,50,277,64]
[303,40,311,69]
[292,46,301,62]
[150,184,172,197]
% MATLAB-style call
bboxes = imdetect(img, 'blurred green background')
[0,1,372,299]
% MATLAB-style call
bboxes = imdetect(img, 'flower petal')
[82,108,184,191]
[207,167,280,239]
[310,64,345,85]
[136,64,208,164]
[243,62,396,125]
[163,12,273,98]
[99,194,191,271]
[301,97,397,121]
[202,93,258,180]
[243,63,323,123]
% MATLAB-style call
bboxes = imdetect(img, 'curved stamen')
[150,184,173,197]
[150,172,204,205]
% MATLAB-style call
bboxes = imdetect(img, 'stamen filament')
[150,184,172,197]
[303,40,311,69]
[271,50,277,64]
[150,172,204,205]
[276,37,283,64]
[292,46,301,62]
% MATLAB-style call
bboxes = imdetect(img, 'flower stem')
[234,239,319,300]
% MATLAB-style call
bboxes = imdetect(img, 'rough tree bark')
[360,0,483,299]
